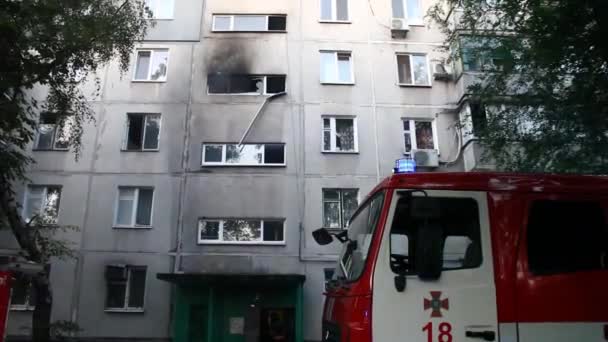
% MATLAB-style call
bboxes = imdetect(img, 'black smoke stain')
[207,42,254,93]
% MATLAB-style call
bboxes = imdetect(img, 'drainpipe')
[237,92,287,147]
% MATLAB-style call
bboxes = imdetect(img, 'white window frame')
[402,118,439,155]
[22,185,61,224]
[320,51,355,85]
[319,0,350,22]
[322,188,359,229]
[321,116,359,153]
[9,278,35,311]
[122,113,162,151]
[197,219,286,245]
[144,0,174,20]
[393,0,424,25]
[132,49,169,82]
[206,75,285,95]
[113,187,155,228]
[33,115,72,151]
[201,143,287,166]
[104,265,147,313]
[211,14,286,32]
[396,53,432,86]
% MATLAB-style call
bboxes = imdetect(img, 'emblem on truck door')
[424,291,449,318]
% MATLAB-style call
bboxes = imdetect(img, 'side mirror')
[415,223,444,280]
[312,228,334,245]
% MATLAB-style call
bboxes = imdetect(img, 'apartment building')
[5,0,486,341]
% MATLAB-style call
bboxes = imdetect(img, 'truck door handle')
[465,330,496,341]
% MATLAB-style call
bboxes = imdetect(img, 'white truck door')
[372,190,499,342]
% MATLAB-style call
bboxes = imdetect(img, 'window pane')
[341,190,359,227]
[10,278,29,306]
[54,117,73,149]
[150,51,168,81]
[266,75,286,94]
[106,282,126,309]
[323,130,331,151]
[337,53,352,83]
[268,16,286,31]
[42,187,61,224]
[392,0,405,18]
[128,268,146,308]
[25,187,44,221]
[36,124,56,149]
[397,55,412,84]
[143,115,160,150]
[335,119,355,151]
[323,189,340,201]
[412,55,429,85]
[323,202,341,228]
[320,0,332,20]
[264,144,285,164]
[403,120,410,131]
[415,121,434,149]
[406,0,422,21]
[336,0,348,20]
[199,221,220,240]
[157,0,174,18]
[214,16,231,30]
[135,189,153,226]
[226,145,263,165]
[234,16,266,31]
[323,118,331,129]
[223,220,261,241]
[204,145,223,163]
[127,114,144,150]
[135,51,151,80]
[404,132,412,152]
[320,52,335,83]
[263,221,284,241]
[117,189,135,226]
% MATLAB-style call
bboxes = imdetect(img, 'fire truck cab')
[313,171,608,342]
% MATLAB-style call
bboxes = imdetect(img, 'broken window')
[322,117,358,152]
[24,185,61,224]
[10,277,35,310]
[320,51,353,84]
[202,144,285,166]
[115,187,154,227]
[397,53,430,86]
[105,265,147,311]
[392,0,422,24]
[34,114,73,150]
[134,49,168,81]
[144,0,174,19]
[323,189,359,229]
[124,114,161,151]
[212,15,287,32]
[320,0,349,21]
[198,219,285,244]
[207,75,285,95]
[402,119,438,155]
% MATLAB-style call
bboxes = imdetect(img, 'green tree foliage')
[428,0,608,173]
[0,0,151,340]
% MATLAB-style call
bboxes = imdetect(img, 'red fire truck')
[313,170,608,342]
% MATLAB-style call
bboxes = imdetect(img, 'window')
[320,51,353,84]
[320,0,349,22]
[114,187,154,228]
[10,278,35,310]
[322,117,358,153]
[323,189,359,229]
[336,192,385,281]
[198,219,285,244]
[123,114,161,151]
[207,75,286,95]
[397,54,430,86]
[202,144,286,166]
[105,265,147,311]
[460,36,512,72]
[144,0,174,19]
[402,119,438,155]
[469,102,487,135]
[212,15,287,32]
[392,0,423,25]
[133,49,169,82]
[34,114,73,150]
[527,200,607,275]
[389,196,482,276]
[23,185,61,224]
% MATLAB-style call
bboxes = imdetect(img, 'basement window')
[123,114,161,151]
[105,265,147,312]
[212,14,287,32]
[202,143,286,166]
[207,75,286,95]
[198,219,285,244]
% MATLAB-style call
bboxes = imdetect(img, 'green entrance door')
[188,305,207,342]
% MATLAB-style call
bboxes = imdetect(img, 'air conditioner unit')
[412,149,439,168]
[433,62,451,81]
[391,18,409,38]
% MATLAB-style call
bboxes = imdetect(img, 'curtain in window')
[335,119,354,151]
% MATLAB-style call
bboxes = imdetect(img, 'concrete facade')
[9,0,479,341]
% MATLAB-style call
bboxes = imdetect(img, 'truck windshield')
[335,191,385,282]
